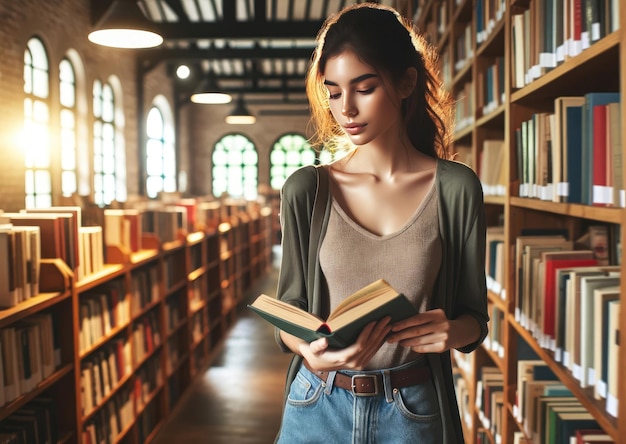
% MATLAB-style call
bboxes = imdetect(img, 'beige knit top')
[319,180,442,370]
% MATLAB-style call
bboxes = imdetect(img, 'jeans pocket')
[286,368,324,407]
[393,379,441,422]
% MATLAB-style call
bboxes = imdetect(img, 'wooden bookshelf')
[402,0,626,442]
[0,205,273,443]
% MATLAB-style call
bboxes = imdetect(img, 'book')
[553,96,585,202]
[575,429,614,443]
[592,104,610,206]
[535,397,582,441]
[607,102,623,207]
[0,228,17,307]
[563,104,584,203]
[578,274,620,388]
[248,279,417,348]
[593,286,620,400]
[486,225,505,294]
[479,139,505,196]
[554,411,599,444]
[514,234,570,327]
[540,250,597,344]
[23,206,81,271]
[581,92,620,205]
[606,299,620,417]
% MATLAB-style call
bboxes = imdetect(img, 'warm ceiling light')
[226,97,256,124]
[88,0,163,49]
[190,71,232,104]
[176,65,191,79]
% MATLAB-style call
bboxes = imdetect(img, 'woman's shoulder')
[437,159,484,200]
[281,165,320,201]
[438,159,481,188]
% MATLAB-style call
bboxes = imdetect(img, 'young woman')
[274,4,488,443]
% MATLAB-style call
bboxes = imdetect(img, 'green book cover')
[546,404,586,443]
[248,279,417,349]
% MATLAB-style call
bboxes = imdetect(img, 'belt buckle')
[351,374,379,396]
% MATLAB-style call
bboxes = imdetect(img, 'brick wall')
[0,1,310,211]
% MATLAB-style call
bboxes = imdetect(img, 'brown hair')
[306,3,454,159]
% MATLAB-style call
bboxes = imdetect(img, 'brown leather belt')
[303,361,431,397]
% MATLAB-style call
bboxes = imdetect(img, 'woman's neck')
[345,136,431,178]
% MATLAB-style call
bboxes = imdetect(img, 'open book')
[248,279,417,348]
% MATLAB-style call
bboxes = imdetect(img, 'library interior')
[0,0,624,443]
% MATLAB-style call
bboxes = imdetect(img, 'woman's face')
[322,50,404,146]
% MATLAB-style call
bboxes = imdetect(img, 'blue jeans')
[277,360,443,443]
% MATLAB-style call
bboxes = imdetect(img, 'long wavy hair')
[306,3,454,159]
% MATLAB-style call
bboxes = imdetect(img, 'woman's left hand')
[386,309,477,353]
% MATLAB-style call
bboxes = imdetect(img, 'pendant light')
[190,70,232,105]
[88,0,163,49]
[226,96,256,124]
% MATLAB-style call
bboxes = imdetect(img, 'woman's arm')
[386,309,481,353]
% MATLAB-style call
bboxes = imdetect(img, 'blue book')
[555,272,571,354]
[533,363,558,381]
[581,92,620,204]
[554,411,598,444]
[565,106,583,203]
[489,239,503,279]
[543,384,573,396]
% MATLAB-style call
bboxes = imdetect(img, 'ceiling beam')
[154,21,324,39]
[90,0,114,25]
[162,0,190,22]
[140,46,315,64]
[192,85,305,95]
[209,73,305,81]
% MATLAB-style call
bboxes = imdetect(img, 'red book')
[143,317,154,352]
[115,340,125,378]
[7,214,65,260]
[541,251,597,339]
[592,104,608,205]
[572,0,582,42]
[125,212,142,252]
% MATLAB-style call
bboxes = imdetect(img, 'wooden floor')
[152,253,292,444]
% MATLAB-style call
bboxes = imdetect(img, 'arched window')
[269,133,317,190]
[59,58,77,197]
[212,134,258,199]
[146,105,176,198]
[23,37,51,208]
[93,79,116,206]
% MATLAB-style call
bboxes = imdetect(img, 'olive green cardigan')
[274,159,489,443]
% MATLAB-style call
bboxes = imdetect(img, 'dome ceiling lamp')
[88,0,163,49]
[190,70,233,105]
[225,96,256,125]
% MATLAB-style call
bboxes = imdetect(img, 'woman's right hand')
[297,317,392,372]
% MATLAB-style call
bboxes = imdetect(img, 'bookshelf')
[404,0,626,442]
[0,204,273,443]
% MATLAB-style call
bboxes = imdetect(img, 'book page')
[251,295,323,330]
[328,279,398,320]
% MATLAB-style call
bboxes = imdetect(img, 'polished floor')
[152,254,292,444]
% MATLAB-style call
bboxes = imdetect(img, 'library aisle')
[152,250,292,443]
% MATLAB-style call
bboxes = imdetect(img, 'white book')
[578,275,620,388]
[100,293,112,335]
[592,285,620,400]
[25,323,43,387]
[81,362,93,414]
[606,300,620,417]
[107,345,118,385]
[0,229,18,308]
[1,328,19,402]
